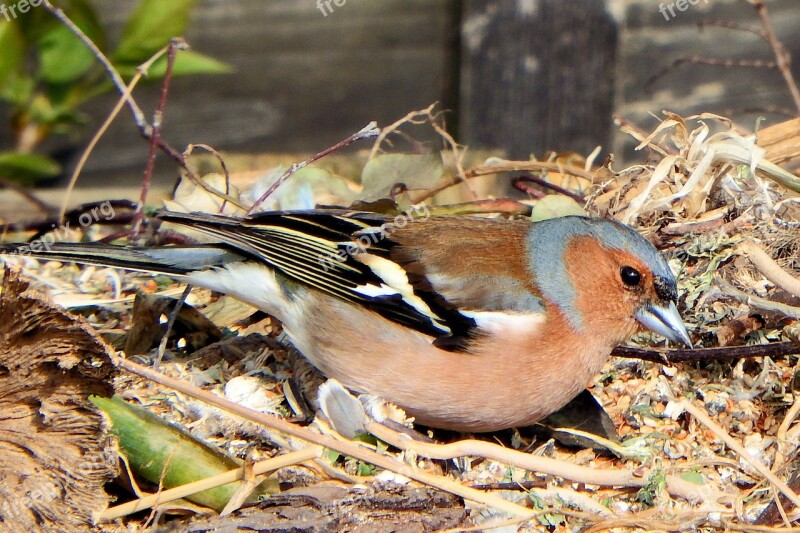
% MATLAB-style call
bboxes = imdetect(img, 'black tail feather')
[0,242,243,276]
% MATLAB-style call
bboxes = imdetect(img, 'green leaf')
[116,49,231,79]
[36,0,104,83]
[324,449,341,463]
[356,461,376,476]
[529,194,587,222]
[635,469,666,508]
[149,49,231,77]
[1,73,34,107]
[90,395,279,511]
[112,0,196,64]
[15,2,58,42]
[27,92,84,127]
[0,21,24,90]
[678,470,704,485]
[0,152,61,184]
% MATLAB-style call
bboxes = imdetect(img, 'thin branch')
[246,123,380,215]
[0,177,53,215]
[751,0,800,113]
[133,39,182,234]
[41,0,151,137]
[429,109,476,200]
[512,174,587,204]
[364,416,716,503]
[413,159,596,203]
[110,355,534,518]
[697,19,766,42]
[183,144,233,213]
[101,447,322,520]
[678,399,800,510]
[59,46,172,222]
[717,277,800,319]
[368,104,437,160]
[738,240,800,298]
[612,341,799,364]
[645,56,777,92]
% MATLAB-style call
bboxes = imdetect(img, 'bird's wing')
[385,215,546,314]
[156,209,479,341]
[157,210,548,348]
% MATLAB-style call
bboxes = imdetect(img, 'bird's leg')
[283,333,326,423]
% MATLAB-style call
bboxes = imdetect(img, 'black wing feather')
[156,209,476,341]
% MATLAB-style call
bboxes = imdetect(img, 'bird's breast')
[285,292,614,432]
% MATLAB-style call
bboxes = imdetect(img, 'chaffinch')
[0,209,691,432]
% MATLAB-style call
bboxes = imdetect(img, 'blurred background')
[0,0,798,188]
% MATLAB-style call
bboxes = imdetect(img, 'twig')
[0,177,52,215]
[511,180,546,199]
[183,144,233,213]
[661,209,754,236]
[41,1,151,137]
[41,1,217,216]
[773,392,800,474]
[645,56,777,92]
[367,104,478,199]
[612,342,800,364]
[133,38,182,234]
[59,48,172,222]
[717,277,800,319]
[368,104,436,160]
[697,19,766,42]
[153,284,193,369]
[246,123,380,215]
[677,399,800,510]
[175,161,247,212]
[100,447,322,521]
[467,161,597,183]
[413,159,596,203]
[512,174,587,204]
[751,0,800,113]
[364,418,717,503]
[110,355,535,518]
[430,110,476,200]
[426,198,532,217]
[738,240,800,298]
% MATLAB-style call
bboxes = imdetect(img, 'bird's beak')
[635,301,692,347]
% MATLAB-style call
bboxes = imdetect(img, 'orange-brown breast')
[289,283,619,432]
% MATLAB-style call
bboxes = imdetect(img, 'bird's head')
[528,216,692,347]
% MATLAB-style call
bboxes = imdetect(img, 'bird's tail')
[0,242,244,276]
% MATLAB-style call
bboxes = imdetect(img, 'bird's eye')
[620,266,642,287]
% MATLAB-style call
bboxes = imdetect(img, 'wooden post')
[459,0,618,159]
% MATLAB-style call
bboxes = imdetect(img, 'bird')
[0,209,691,432]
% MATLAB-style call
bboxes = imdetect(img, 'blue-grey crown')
[526,216,677,330]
